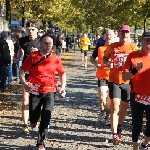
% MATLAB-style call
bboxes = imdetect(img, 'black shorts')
[81,49,88,56]
[98,79,108,87]
[108,82,130,102]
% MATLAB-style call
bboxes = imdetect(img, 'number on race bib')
[135,94,150,105]
[113,54,128,68]
[29,84,40,95]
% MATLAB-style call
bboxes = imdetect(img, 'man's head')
[106,30,115,44]
[50,28,55,33]
[40,35,53,54]
[119,24,130,42]
[83,33,87,38]
[141,31,150,51]
[26,20,38,40]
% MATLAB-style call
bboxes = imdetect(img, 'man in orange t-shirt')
[122,31,150,150]
[90,30,115,125]
[103,24,137,145]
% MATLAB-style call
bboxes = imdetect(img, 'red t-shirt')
[21,51,65,93]
[124,51,150,96]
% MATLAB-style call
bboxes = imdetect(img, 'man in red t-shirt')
[19,35,66,150]
[123,31,150,150]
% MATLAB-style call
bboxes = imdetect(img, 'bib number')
[135,94,150,105]
[114,54,128,68]
[29,84,40,95]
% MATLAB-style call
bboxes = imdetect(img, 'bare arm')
[90,56,98,68]
[19,68,31,91]
[103,56,110,66]
[19,68,26,85]
[59,72,66,97]
[59,72,66,90]
[122,62,143,82]
[122,71,134,82]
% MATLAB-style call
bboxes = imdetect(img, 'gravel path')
[0,49,147,150]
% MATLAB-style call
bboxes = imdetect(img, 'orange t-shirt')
[96,44,110,80]
[124,51,150,96]
[104,42,137,84]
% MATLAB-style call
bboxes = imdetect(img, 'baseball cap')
[142,32,150,38]
[119,24,130,32]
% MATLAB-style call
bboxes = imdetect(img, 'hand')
[95,63,101,69]
[59,88,66,98]
[135,61,143,71]
[105,62,113,68]
[23,82,32,92]
[31,47,38,52]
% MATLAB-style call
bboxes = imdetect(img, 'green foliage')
[3,0,150,30]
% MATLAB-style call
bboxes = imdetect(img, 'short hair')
[40,34,53,42]
[26,20,38,28]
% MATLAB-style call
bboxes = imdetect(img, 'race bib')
[135,94,150,105]
[113,53,128,68]
[29,84,40,95]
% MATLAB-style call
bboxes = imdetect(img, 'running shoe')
[37,145,45,150]
[85,63,87,68]
[22,124,29,134]
[32,122,40,131]
[139,143,148,150]
[82,63,85,67]
[113,134,122,145]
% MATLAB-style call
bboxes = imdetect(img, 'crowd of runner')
[0,20,149,150]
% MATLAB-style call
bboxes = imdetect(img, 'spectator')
[6,32,14,85]
[13,33,23,82]
[0,35,11,91]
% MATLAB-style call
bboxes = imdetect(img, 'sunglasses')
[27,27,37,31]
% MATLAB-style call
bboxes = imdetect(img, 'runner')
[103,24,138,144]
[80,33,91,68]
[18,20,41,133]
[19,35,66,150]
[90,30,115,125]
[122,31,150,150]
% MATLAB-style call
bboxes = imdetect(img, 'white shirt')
[62,40,66,49]
[6,39,14,59]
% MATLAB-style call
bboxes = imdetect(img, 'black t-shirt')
[92,43,105,59]
[19,36,41,62]
[0,39,11,65]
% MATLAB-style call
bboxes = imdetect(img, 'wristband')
[131,67,138,75]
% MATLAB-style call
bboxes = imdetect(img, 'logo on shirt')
[24,42,29,46]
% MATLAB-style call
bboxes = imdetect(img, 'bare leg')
[21,85,29,125]
[110,98,120,133]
